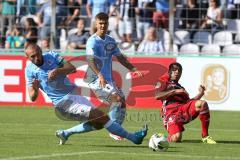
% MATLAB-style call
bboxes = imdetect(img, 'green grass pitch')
[0,106,240,160]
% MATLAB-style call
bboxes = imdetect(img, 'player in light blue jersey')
[86,12,143,140]
[25,43,147,145]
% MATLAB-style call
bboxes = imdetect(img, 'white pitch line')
[0,151,240,160]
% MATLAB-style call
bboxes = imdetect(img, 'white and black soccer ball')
[149,133,169,151]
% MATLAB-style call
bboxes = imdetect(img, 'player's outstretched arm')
[48,62,76,80]
[28,79,39,102]
[155,89,176,100]
[116,54,143,77]
[87,56,107,88]
[191,85,205,100]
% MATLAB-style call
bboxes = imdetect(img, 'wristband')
[131,67,137,72]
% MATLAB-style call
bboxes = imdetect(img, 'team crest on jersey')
[47,60,53,65]
[201,64,229,103]
[104,42,116,52]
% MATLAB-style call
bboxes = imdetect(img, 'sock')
[104,120,137,143]
[108,102,126,125]
[64,122,95,137]
[199,109,210,138]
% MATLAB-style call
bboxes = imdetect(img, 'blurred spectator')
[174,0,184,30]
[24,17,38,47]
[152,0,169,28]
[17,0,37,22]
[86,0,116,34]
[200,0,223,32]
[135,0,155,41]
[39,38,50,50]
[67,19,90,50]
[227,0,240,19]
[137,26,164,55]
[65,0,81,30]
[37,1,68,49]
[1,0,17,47]
[5,24,25,49]
[116,0,137,42]
[180,0,201,38]
[36,1,51,43]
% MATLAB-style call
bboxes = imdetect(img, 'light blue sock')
[108,102,126,125]
[104,120,137,143]
[64,122,95,137]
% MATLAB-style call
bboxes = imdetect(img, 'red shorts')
[163,100,199,136]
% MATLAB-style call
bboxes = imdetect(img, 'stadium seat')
[213,31,233,46]
[179,43,199,55]
[201,44,221,56]
[234,32,240,43]
[118,42,136,55]
[222,44,240,56]
[159,29,170,45]
[174,30,190,45]
[164,43,178,55]
[193,31,212,45]
[226,19,240,33]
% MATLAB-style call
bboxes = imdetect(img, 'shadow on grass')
[216,140,240,144]
[183,139,240,144]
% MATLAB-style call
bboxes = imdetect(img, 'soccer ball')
[149,133,169,151]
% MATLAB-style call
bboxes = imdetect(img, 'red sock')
[199,111,210,138]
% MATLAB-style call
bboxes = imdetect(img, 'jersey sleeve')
[25,64,34,87]
[86,38,95,56]
[49,51,65,66]
[157,74,170,91]
[111,38,121,56]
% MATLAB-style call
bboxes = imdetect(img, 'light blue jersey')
[86,33,121,82]
[87,0,116,18]
[25,51,75,105]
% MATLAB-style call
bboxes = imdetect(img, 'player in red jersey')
[155,62,216,144]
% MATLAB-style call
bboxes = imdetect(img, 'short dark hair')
[168,62,182,74]
[95,12,109,21]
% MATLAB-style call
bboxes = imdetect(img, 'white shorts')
[118,20,133,36]
[88,78,124,103]
[55,91,95,122]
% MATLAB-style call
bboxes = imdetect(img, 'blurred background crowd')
[1,0,240,56]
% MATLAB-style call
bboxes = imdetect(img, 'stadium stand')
[201,44,221,56]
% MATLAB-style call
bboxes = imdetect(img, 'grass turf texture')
[0,106,240,160]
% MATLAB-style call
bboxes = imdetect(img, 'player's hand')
[48,69,59,80]
[198,85,206,95]
[32,79,39,90]
[131,68,143,78]
[98,73,107,88]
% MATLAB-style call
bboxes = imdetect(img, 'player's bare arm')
[116,54,143,77]
[48,62,76,80]
[156,88,188,100]
[87,57,107,88]
[192,85,206,100]
[28,79,39,102]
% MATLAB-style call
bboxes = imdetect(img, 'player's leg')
[170,132,182,142]
[55,95,147,145]
[194,100,216,144]
[88,108,148,145]
[107,85,127,140]
[89,80,126,126]
[166,120,184,142]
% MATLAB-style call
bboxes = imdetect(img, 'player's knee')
[89,108,110,126]
[170,133,182,142]
[110,93,122,102]
[195,100,208,111]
